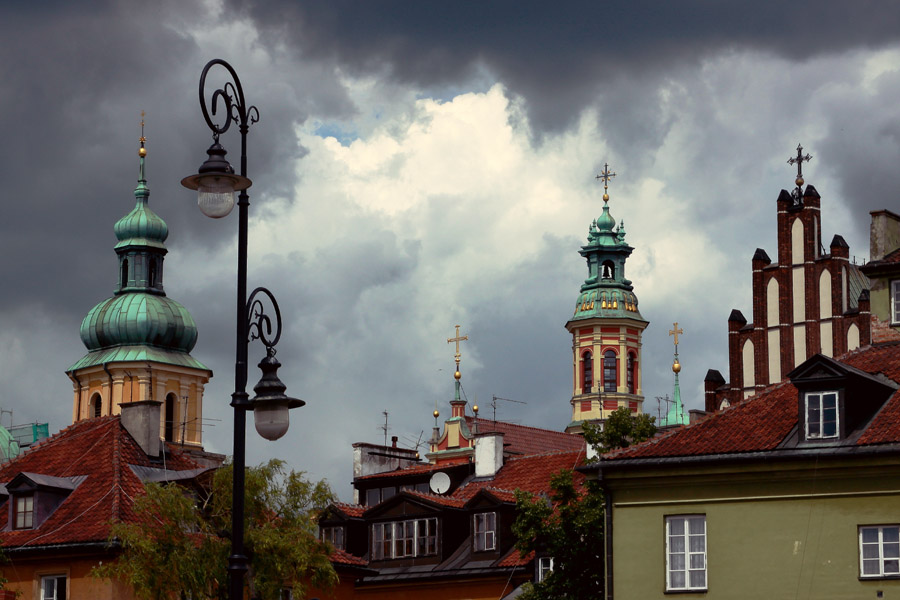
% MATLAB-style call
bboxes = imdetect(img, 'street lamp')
[181,58,305,600]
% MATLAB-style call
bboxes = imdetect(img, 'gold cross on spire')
[669,322,684,347]
[787,143,812,183]
[139,110,147,157]
[447,325,468,366]
[596,162,616,203]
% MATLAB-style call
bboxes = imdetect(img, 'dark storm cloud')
[224,0,900,134]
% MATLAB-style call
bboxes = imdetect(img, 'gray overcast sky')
[2,1,899,500]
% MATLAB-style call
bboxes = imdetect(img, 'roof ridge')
[467,417,576,436]
[505,448,583,462]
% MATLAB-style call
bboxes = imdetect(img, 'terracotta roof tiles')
[0,417,204,550]
[454,450,586,500]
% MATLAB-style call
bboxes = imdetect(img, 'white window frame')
[805,391,839,440]
[665,515,707,592]
[860,525,900,578]
[538,556,554,582]
[40,574,67,600]
[474,512,497,551]
[372,518,438,559]
[892,280,900,324]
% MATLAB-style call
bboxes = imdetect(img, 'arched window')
[121,258,129,288]
[91,393,102,418]
[603,350,617,392]
[582,351,593,393]
[627,353,636,394]
[165,393,176,442]
[149,259,157,288]
[602,260,615,280]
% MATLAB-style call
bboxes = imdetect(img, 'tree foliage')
[512,471,604,600]
[94,459,337,600]
[583,407,657,455]
[511,409,657,599]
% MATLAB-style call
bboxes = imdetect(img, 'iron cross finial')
[596,162,616,203]
[447,325,468,366]
[787,143,812,180]
[669,322,684,347]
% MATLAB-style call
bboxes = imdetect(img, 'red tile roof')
[497,547,532,567]
[0,417,203,550]
[332,548,368,566]
[466,418,585,455]
[402,489,466,508]
[453,450,587,500]
[605,343,900,461]
[332,502,365,518]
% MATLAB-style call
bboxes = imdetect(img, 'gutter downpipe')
[603,482,614,600]
[102,363,113,416]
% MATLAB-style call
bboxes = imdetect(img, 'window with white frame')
[320,526,344,551]
[806,391,839,440]
[892,281,900,324]
[538,556,554,582]
[474,512,497,551]
[372,518,438,559]
[860,525,900,578]
[40,574,67,600]
[666,515,707,591]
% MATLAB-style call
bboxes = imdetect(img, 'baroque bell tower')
[565,165,648,433]
[66,119,211,446]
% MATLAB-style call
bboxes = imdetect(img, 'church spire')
[662,323,688,427]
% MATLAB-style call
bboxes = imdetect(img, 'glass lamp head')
[250,351,305,441]
[181,141,251,218]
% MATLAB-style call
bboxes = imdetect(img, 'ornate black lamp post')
[181,58,304,600]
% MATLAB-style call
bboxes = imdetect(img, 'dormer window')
[806,391,839,439]
[321,526,345,551]
[474,512,496,551]
[14,494,33,529]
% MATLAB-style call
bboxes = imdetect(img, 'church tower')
[565,165,648,433]
[67,125,211,446]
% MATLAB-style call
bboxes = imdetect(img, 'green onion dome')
[79,293,198,353]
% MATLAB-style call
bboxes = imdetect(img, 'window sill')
[859,575,900,581]
[664,588,708,595]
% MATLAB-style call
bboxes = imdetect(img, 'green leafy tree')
[512,409,657,599]
[94,459,337,600]
[583,407,657,455]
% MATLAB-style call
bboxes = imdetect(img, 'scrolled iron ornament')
[198,59,260,139]
[247,287,282,352]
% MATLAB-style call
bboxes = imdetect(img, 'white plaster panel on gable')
[767,328,781,384]
[791,218,804,264]
[792,267,806,323]
[820,321,833,358]
[819,269,832,318]
[793,324,807,368]
[742,339,755,388]
[767,277,779,326]
[842,266,849,314]
[848,323,860,351]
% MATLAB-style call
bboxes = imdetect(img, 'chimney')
[391,435,398,448]
[869,210,900,262]
[474,432,504,478]
[120,400,162,457]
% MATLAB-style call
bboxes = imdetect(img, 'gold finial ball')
[473,404,479,414]
[433,410,440,419]
[603,193,609,202]
[672,359,681,373]
[139,147,147,157]
[454,370,461,380]
[795,176,804,187]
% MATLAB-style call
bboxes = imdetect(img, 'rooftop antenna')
[490,395,527,422]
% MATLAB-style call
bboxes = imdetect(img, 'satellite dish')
[429,472,451,495]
